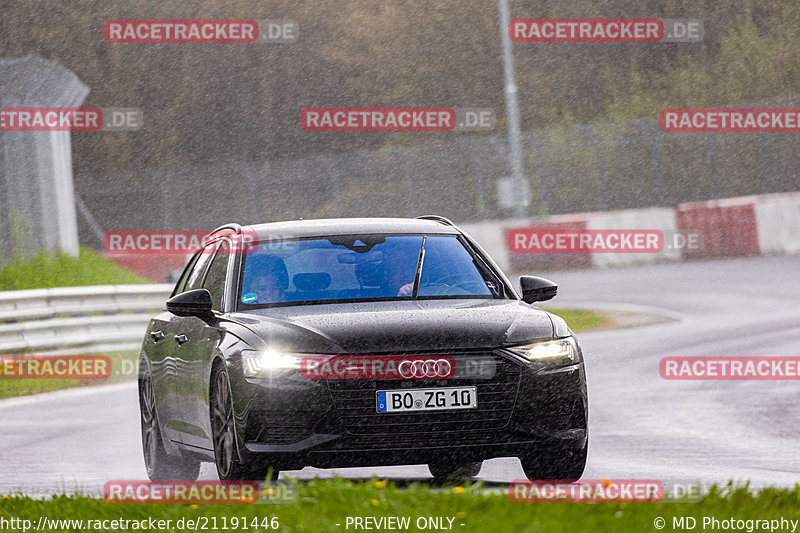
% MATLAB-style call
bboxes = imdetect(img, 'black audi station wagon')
[138,217,588,482]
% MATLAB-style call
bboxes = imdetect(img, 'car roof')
[236,217,462,240]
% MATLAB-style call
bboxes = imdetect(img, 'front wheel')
[428,461,483,481]
[210,365,280,481]
[139,365,200,481]
[519,441,587,482]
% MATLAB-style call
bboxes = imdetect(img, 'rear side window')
[203,241,230,311]
[171,253,200,297]
[185,243,216,291]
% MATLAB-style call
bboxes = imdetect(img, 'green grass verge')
[0,351,139,400]
[545,308,611,332]
[2,479,799,532]
[0,247,147,291]
[0,248,147,399]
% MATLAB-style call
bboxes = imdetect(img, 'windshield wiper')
[411,236,427,299]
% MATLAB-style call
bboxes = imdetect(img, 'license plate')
[376,387,477,413]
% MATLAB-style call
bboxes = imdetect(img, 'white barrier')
[754,192,800,256]
[459,220,513,272]
[585,207,680,268]
[0,284,172,353]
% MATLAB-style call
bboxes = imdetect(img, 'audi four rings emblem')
[398,359,452,378]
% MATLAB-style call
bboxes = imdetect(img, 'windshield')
[238,234,503,307]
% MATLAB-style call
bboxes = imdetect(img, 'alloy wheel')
[211,369,236,478]
[139,371,158,476]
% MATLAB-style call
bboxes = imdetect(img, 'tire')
[210,364,280,481]
[139,365,201,481]
[428,461,483,481]
[519,440,587,482]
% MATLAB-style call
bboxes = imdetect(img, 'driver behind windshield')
[243,255,289,303]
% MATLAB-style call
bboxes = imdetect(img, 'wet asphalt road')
[2,254,799,495]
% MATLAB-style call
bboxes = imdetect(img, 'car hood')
[227,299,555,354]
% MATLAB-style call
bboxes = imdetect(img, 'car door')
[146,252,201,445]
[159,244,216,445]
[173,239,231,449]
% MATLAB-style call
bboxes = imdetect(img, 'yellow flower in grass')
[190,504,199,510]
[375,480,387,488]
[1,495,10,500]
[370,499,380,506]
[452,486,464,494]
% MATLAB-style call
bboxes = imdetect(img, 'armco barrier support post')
[390,148,416,218]
[706,133,719,199]
[633,119,665,207]
[579,125,609,211]
[758,133,772,194]
[523,132,551,216]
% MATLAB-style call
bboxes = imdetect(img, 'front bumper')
[231,351,587,469]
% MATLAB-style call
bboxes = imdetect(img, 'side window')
[203,241,230,311]
[185,243,216,291]
[171,253,201,297]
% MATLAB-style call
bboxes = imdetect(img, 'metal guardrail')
[0,284,172,353]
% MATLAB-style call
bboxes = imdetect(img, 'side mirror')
[519,276,558,303]
[167,289,213,317]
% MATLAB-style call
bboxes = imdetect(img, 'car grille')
[326,352,521,435]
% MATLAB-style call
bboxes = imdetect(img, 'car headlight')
[507,336,579,365]
[241,349,303,377]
